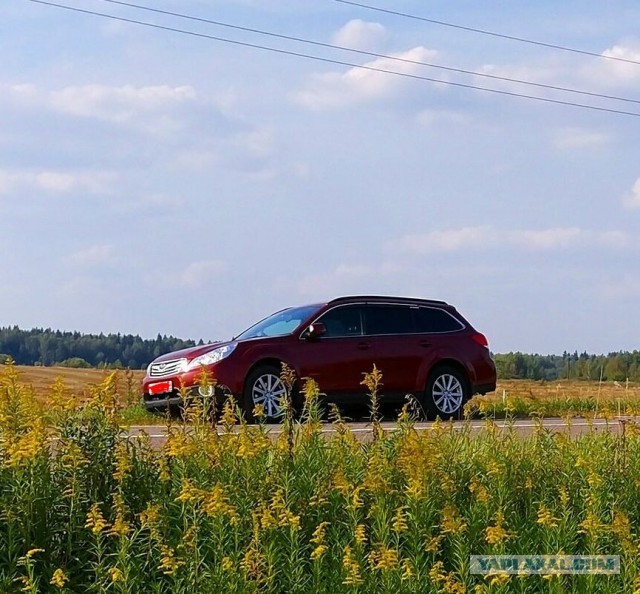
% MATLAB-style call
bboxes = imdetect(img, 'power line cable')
[88,0,640,106]
[25,0,640,117]
[336,0,640,67]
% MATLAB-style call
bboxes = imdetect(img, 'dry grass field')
[10,364,640,418]
[13,365,145,402]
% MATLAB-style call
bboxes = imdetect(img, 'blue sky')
[1,0,639,354]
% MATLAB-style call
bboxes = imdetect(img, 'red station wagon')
[143,296,496,420]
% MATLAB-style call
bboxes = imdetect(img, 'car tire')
[243,365,289,422]
[424,366,469,420]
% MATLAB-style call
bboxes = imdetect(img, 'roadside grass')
[2,361,640,593]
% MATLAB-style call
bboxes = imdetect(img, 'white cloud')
[294,46,440,110]
[0,168,116,195]
[515,227,583,250]
[393,226,493,253]
[623,178,640,209]
[47,84,198,136]
[600,44,640,83]
[552,127,611,151]
[331,20,387,51]
[50,84,196,122]
[392,226,633,254]
[68,244,116,267]
[180,260,227,288]
[580,43,640,89]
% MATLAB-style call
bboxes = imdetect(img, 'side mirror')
[303,322,327,340]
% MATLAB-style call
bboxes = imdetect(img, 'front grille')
[149,358,186,377]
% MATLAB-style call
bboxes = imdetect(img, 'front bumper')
[143,384,232,411]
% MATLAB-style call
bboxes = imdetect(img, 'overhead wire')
[25,0,640,117]
[335,0,640,67]
[84,0,640,106]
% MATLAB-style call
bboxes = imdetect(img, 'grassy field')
[2,362,640,593]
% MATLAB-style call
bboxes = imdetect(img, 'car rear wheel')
[424,366,469,420]
[243,365,288,422]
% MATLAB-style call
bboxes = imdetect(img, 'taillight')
[471,332,489,348]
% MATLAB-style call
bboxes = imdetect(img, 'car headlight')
[185,343,237,371]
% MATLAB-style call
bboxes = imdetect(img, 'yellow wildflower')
[393,506,408,533]
[351,486,364,509]
[441,504,467,535]
[85,503,109,535]
[487,573,510,586]
[536,503,560,528]
[157,454,171,482]
[485,510,513,545]
[371,546,399,571]
[25,548,45,559]
[332,469,352,494]
[425,534,443,553]
[241,545,264,580]
[401,559,415,581]
[113,443,132,482]
[165,431,196,457]
[354,524,367,545]
[139,504,161,528]
[221,557,234,572]
[429,561,446,584]
[559,486,570,507]
[158,544,183,576]
[311,522,329,545]
[311,544,328,561]
[109,567,124,583]
[202,485,237,520]
[579,509,604,538]
[342,546,364,586]
[50,569,68,589]
[176,479,202,505]
[469,477,489,504]
[587,470,603,489]
[107,493,130,538]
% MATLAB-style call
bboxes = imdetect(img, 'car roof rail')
[328,295,449,305]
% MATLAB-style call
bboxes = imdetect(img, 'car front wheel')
[243,365,288,422]
[424,366,469,420]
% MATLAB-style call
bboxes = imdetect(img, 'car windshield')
[235,304,322,340]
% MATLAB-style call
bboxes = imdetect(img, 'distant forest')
[493,351,640,382]
[0,326,200,370]
[0,326,638,381]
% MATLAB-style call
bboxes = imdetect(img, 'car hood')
[151,341,228,363]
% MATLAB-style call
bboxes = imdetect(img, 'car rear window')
[414,307,464,333]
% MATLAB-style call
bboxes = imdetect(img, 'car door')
[296,304,376,398]
[361,304,424,397]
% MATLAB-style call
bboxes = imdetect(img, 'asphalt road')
[124,417,635,447]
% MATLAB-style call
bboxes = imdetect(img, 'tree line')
[493,351,640,382]
[0,326,199,369]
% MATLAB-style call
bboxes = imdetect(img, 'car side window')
[363,304,414,335]
[317,306,363,337]
[414,307,464,333]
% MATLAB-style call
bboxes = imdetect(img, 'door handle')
[419,340,432,347]
[357,342,372,350]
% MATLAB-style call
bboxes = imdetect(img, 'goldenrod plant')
[1,361,640,592]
